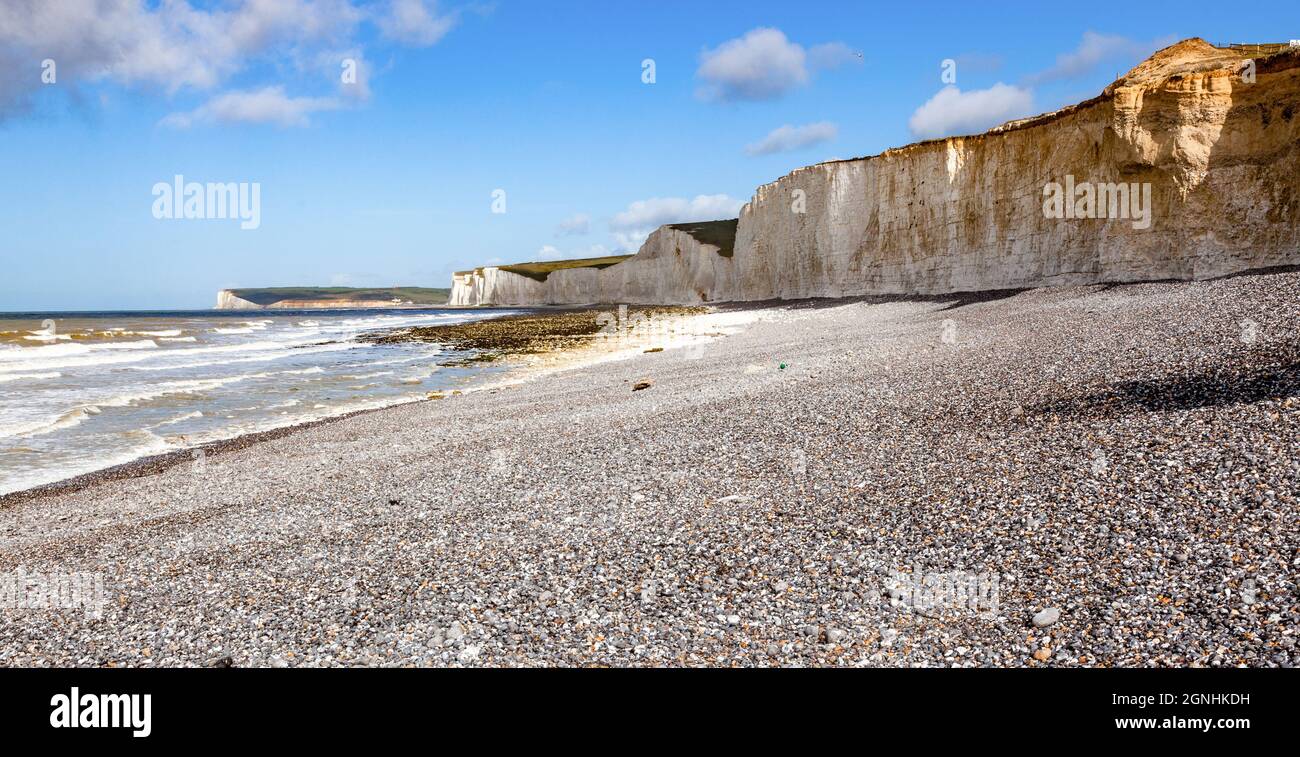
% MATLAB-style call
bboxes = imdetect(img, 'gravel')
[0,270,1296,667]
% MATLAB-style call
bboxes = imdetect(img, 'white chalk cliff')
[215,290,423,309]
[451,40,1300,307]
[450,224,735,306]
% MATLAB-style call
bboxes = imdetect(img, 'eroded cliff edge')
[452,39,1300,307]
[451,222,736,306]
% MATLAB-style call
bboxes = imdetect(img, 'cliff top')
[1109,37,1258,89]
[668,219,739,258]
[225,287,450,306]
[476,255,635,283]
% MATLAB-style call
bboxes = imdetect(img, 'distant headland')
[216,287,450,310]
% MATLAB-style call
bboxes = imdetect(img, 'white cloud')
[745,122,838,156]
[808,42,859,69]
[535,245,564,262]
[555,213,590,236]
[161,86,341,128]
[609,195,744,250]
[1027,32,1175,85]
[376,0,456,47]
[696,28,857,102]
[907,83,1034,139]
[0,0,457,121]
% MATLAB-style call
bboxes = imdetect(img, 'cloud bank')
[908,84,1034,140]
[746,122,838,156]
[0,0,459,124]
[696,28,858,102]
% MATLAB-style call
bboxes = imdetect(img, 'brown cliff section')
[734,39,1300,299]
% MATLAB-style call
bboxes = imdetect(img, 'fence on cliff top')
[1214,42,1293,56]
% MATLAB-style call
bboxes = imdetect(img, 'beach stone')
[1033,608,1061,628]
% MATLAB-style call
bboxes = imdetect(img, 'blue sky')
[0,0,1295,310]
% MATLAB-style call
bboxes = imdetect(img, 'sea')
[0,308,516,496]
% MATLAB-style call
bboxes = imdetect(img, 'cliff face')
[216,290,262,309]
[449,225,735,306]
[215,290,426,310]
[451,39,1299,306]
[733,39,1300,299]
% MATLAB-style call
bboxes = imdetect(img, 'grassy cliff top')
[668,219,739,257]
[466,255,634,283]
[228,287,450,306]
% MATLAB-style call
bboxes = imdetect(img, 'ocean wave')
[0,431,174,496]
[127,343,360,372]
[0,339,158,364]
[23,333,72,342]
[0,373,283,439]
[0,338,328,374]
[0,405,102,439]
[0,371,62,383]
[214,321,272,335]
[88,329,185,338]
[0,309,494,494]
[154,410,205,428]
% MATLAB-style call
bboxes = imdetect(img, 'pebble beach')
[1,270,1296,667]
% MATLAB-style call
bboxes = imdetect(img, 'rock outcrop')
[450,39,1300,306]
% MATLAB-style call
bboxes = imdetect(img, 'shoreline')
[0,305,716,508]
[7,269,1297,508]
[0,399,419,510]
